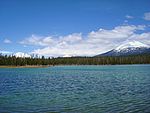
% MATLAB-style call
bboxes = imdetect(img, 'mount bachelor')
[97,41,150,56]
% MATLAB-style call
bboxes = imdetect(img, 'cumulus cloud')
[19,35,56,46]
[59,33,82,44]
[125,15,134,19]
[128,32,150,45]
[0,50,11,54]
[87,25,145,41]
[3,39,12,44]
[20,33,82,47]
[20,25,149,57]
[144,12,150,21]
[15,52,31,58]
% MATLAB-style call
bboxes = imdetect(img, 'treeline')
[0,54,150,66]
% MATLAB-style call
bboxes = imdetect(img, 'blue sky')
[0,0,150,57]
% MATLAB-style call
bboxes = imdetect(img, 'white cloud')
[20,33,83,47]
[19,25,148,57]
[19,35,56,46]
[0,50,11,54]
[15,52,31,58]
[144,12,150,20]
[59,33,82,44]
[88,25,144,40]
[128,32,150,45]
[86,25,145,48]
[125,15,134,19]
[3,39,12,44]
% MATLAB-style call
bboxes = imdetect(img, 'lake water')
[0,65,150,113]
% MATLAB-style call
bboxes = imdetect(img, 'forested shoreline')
[0,53,150,66]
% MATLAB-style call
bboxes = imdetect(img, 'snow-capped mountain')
[96,41,150,56]
[115,41,149,51]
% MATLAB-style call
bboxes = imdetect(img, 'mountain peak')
[115,41,149,51]
[96,40,150,57]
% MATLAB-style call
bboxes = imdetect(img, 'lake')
[0,65,150,113]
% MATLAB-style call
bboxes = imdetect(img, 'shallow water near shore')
[0,65,150,113]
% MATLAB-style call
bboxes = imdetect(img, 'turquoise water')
[0,65,150,113]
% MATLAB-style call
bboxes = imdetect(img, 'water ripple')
[0,65,150,113]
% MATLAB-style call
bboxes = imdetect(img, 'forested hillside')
[0,54,150,66]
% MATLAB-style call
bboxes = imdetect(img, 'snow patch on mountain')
[115,41,149,51]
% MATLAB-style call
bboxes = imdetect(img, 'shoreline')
[0,64,149,68]
[0,65,51,68]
